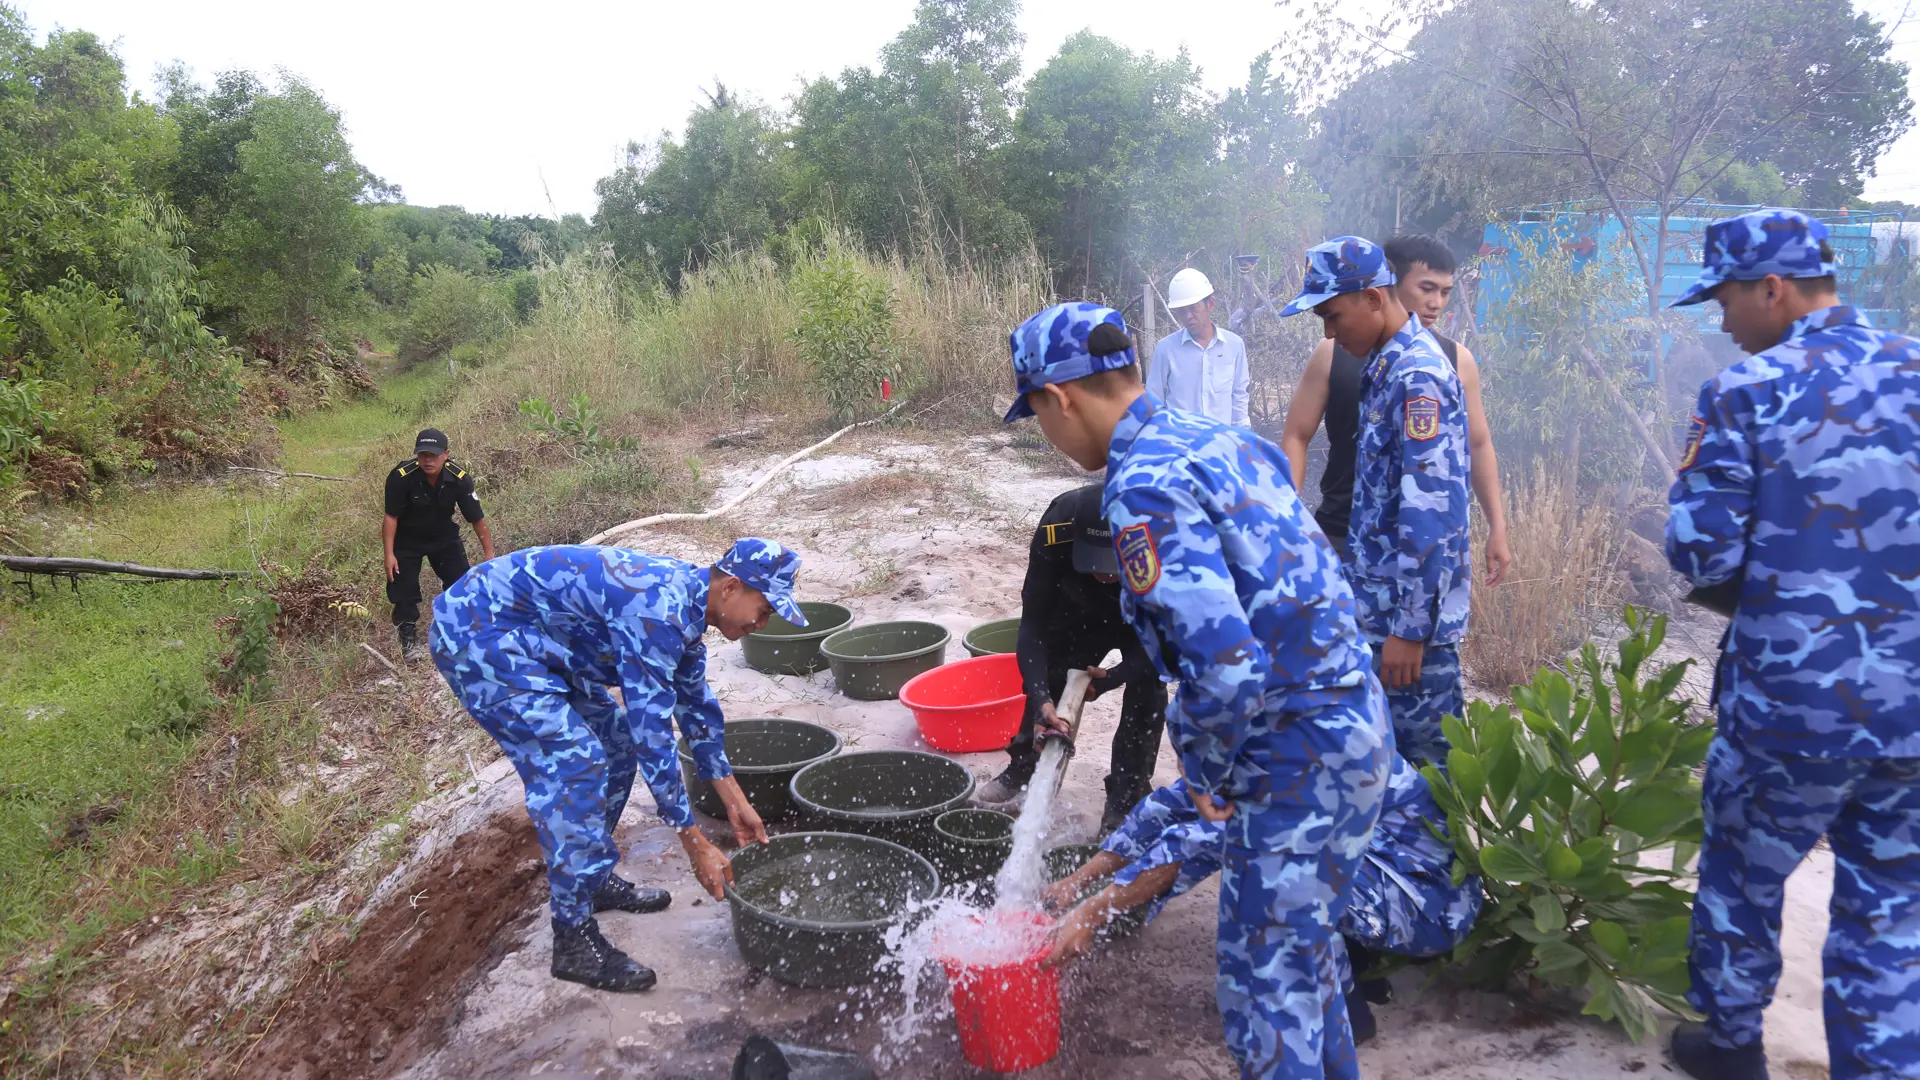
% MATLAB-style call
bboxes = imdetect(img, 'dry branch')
[1576,345,1676,481]
[1,555,246,581]
[228,466,354,482]
[585,401,910,547]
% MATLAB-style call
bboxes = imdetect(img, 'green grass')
[0,362,450,955]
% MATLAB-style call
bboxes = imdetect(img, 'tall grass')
[1462,463,1630,692]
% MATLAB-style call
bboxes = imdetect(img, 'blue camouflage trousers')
[1371,642,1460,767]
[1690,730,1920,1079]
[1219,844,1371,1080]
[1335,854,1483,993]
[436,657,638,927]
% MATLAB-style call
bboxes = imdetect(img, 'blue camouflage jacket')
[431,544,731,827]
[1666,305,1920,758]
[1349,314,1472,645]
[1103,393,1379,830]
[1102,756,1467,917]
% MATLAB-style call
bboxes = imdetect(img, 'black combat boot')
[1670,1022,1769,1080]
[592,874,672,915]
[1346,990,1377,1046]
[550,917,657,992]
[396,622,423,664]
[1344,937,1394,1004]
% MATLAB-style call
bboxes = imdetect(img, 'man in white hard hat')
[1147,268,1250,426]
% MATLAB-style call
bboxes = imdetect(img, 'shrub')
[398,264,512,361]
[791,249,898,424]
[131,670,220,740]
[1426,606,1711,1043]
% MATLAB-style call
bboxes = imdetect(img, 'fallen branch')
[228,466,354,482]
[1577,345,1676,481]
[586,400,912,547]
[359,643,404,679]
[1,555,246,581]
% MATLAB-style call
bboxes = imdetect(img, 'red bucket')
[937,910,1060,1072]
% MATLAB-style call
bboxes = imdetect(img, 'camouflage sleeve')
[1390,366,1471,641]
[1112,818,1226,891]
[1108,482,1268,798]
[671,639,732,782]
[614,623,703,829]
[1101,780,1201,862]
[1664,381,1753,586]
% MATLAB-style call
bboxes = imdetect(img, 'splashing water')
[991,738,1069,909]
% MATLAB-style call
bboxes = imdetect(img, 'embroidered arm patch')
[1117,522,1161,595]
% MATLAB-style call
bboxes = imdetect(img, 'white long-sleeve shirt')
[1146,325,1250,425]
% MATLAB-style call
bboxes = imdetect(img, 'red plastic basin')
[898,652,1027,753]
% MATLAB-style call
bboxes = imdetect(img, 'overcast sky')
[20,0,1920,216]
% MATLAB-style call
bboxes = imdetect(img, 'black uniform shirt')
[1016,490,1151,706]
[383,459,483,553]
[1317,332,1460,544]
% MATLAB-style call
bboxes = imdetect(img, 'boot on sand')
[1669,1023,1769,1080]
[396,622,424,664]
[592,874,672,915]
[550,918,657,992]
[975,765,1033,807]
[1347,991,1377,1046]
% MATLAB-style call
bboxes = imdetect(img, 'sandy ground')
[386,432,1837,1080]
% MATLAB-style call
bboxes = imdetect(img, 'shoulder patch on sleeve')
[1678,414,1706,471]
[1117,523,1161,595]
[1041,521,1074,546]
[1405,395,1441,441]
[396,462,415,476]
[449,463,468,479]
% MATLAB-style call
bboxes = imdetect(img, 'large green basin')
[790,750,975,862]
[933,808,1015,885]
[819,620,950,701]
[741,602,854,676]
[727,832,939,987]
[962,617,1021,658]
[677,718,842,823]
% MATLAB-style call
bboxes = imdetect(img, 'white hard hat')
[1167,268,1214,310]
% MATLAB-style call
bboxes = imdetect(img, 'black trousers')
[1007,642,1167,809]
[388,541,471,626]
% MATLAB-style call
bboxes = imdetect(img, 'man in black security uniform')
[975,483,1167,834]
[383,429,493,661]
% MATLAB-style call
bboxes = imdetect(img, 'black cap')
[414,429,449,454]
[1066,483,1119,576]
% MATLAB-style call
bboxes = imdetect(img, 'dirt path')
[329,432,1834,1080]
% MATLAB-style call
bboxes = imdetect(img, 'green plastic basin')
[790,750,975,862]
[819,620,951,701]
[677,718,842,823]
[727,832,939,987]
[741,602,854,676]
[933,808,1015,884]
[1045,843,1147,939]
[961,617,1021,658]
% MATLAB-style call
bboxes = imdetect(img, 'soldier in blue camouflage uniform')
[1043,753,1483,1046]
[1006,301,1392,1079]
[1665,208,1920,1080]
[430,538,805,992]
[1281,237,1472,766]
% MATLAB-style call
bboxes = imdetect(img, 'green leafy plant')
[518,391,634,455]
[216,595,279,699]
[1425,606,1713,1042]
[791,250,899,424]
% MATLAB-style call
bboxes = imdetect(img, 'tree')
[1299,0,1912,322]
[190,77,374,343]
[595,86,790,281]
[786,0,1031,259]
[1007,32,1218,296]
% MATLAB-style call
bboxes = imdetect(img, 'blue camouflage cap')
[1672,208,1836,307]
[1004,302,1137,422]
[716,538,806,625]
[1280,236,1397,317]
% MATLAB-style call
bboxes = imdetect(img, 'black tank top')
[1314,332,1459,545]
